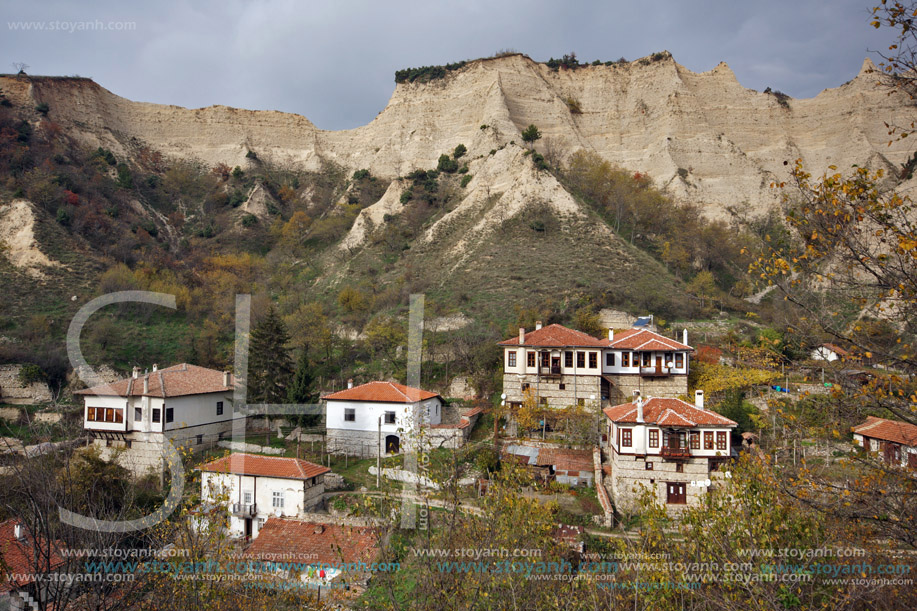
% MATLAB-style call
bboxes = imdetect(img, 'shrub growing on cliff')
[437,154,458,173]
[453,143,467,159]
[521,124,542,147]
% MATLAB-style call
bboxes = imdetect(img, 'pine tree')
[247,306,293,404]
[288,347,320,427]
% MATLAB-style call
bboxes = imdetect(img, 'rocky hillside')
[1,52,909,218]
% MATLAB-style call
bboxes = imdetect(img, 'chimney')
[695,390,705,410]
[132,366,140,379]
[223,371,230,387]
[143,375,149,394]
[683,329,688,345]
[535,321,542,330]
[608,329,614,341]
[347,378,354,389]
[519,327,525,343]
[152,363,158,372]
[633,390,644,423]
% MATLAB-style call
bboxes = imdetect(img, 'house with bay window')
[199,453,329,540]
[603,390,736,511]
[76,363,241,477]
[498,321,693,412]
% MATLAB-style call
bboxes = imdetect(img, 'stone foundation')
[603,374,688,405]
[502,374,602,410]
[609,452,720,514]
[91,419,243,478]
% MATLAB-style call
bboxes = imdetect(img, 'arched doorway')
[385,435,400,454]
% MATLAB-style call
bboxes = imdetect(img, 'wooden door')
[667,482,686,504]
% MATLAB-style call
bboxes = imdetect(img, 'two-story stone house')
[498,322,693,410]
[76,363,241,477]
[603,390,736,512]
[199,453,330,540]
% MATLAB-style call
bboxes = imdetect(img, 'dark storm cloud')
[0,0,897,130]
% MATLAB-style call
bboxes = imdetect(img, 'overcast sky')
[0,0,897,131]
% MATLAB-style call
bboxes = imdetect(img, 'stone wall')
[604,374,689,405]
[0,364,52,404]
[503,373,602,409]
[326,428,384,458]
[609,452,714,514]
[92,419,242,478]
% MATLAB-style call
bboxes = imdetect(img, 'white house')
[851,416,917,470]
[603,390,736,511]
[498,321,693,410]
[199,453,330,540]
[75,363,242,476]
[811,343,850,362]
[324,381,443,456]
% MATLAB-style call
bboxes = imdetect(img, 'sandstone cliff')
[1,52,909,218]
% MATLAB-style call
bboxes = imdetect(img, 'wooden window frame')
[621,352,630,367]
[690,431,700,449]
[344,408,356,422]
[716,431,727,451]
[621,428,632,448]
[577,351,586,368]
[564,351,573,368]
[589,352,597,368]
[384,411,396,425]
[704,431,714,450]
[216,401,223,416]
[527,352,536,368]
[675,353,684,368]
[649,429,659,448]
[507,351,516,368]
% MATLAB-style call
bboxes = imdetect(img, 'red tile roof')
[0,519,65,592]
[852,417,917,447]
[199,453,329,480]
[820,343,850,357]
[603,397,736,427]
[242,519,378,566]
[538,448,594,472]
[498,324,608,348]
[74,363,234,398]
[324,381,439,403]
[607,329,692,351]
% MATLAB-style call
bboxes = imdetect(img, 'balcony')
[640,366,671,378]
[231,502,257,518]
[660,446,691,460]
[538,366,562,378]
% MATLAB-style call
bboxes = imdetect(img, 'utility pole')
[377,415,381,488]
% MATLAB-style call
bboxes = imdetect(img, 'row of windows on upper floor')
[505,350,686,369]
[618,428,728,451]
[86,401,225,425]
